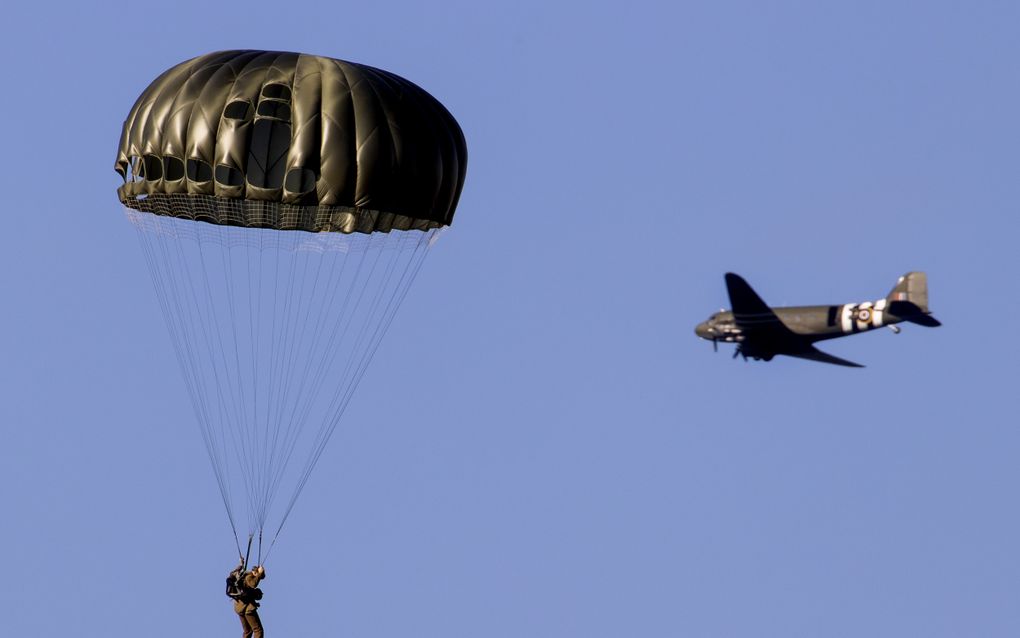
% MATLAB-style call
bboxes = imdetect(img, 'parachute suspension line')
[244,533,253,570]
[261,235,390,522]
[233,528,243,560]
[267,229,438,552]
[219,222,261,539]
[229,230,267,537]
[244,226,265,534]
[258,241,332,527]
[272,245,328,491]
[224,222,269,536]
[256,232,299,530]
[260,233,310,530]
[262,242,356,513]
[214,222,253,529]
[129,213,240,548]
[194,231,263,536]
[142,220,227,500]
[131,207,443,559]
[256,236,283,533]
[260,238,382,521]
[189,227,260,535]
[262,231,428,560]
[233,224,277,536]
[248,225,264,537]
[276,239,333,500]
[159,221,249,536]
[258,230,307,530]
[268,230,435,557]
[319,230,435,457]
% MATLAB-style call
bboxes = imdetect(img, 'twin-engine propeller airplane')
[695,272,941,367]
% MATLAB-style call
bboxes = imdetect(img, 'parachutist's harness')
[227,534,264,604]
[226,566,264,606]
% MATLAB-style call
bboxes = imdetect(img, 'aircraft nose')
[695,322,713,339]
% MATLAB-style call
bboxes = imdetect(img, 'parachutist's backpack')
[226,570,245,600]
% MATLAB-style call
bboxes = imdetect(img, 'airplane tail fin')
[885,272,941,327]
[886,272,929,311]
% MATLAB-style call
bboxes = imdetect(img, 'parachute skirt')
[120,193,446,235]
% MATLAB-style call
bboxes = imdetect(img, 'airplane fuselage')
[696,298,893,346]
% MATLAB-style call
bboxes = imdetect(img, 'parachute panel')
[117,50,467,231]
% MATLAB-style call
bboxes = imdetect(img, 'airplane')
[695,272,941,367]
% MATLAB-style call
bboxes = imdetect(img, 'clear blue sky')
[2,1,1018,636]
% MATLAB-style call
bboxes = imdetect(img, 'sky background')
[2,1,1019,636]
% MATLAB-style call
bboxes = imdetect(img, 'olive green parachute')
[115,51,466,561]
[116,50,466,233]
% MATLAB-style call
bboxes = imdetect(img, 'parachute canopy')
[116,50,467,233]
[116,51,466,561]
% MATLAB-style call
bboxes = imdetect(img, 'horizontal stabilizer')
[904,314,941,327]
[887,300,942,327]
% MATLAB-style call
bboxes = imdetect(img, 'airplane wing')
[724,273,796,337]
[785,346,864,368]
[723,273,865,368]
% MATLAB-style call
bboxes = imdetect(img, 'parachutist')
[117,52,466,636]
[227,563,266,638]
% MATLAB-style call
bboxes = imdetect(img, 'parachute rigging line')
[264,229,435,561]
[128,209,439,552]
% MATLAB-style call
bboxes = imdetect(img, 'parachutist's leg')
[239,612,254,638]
[245,610,264,638]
